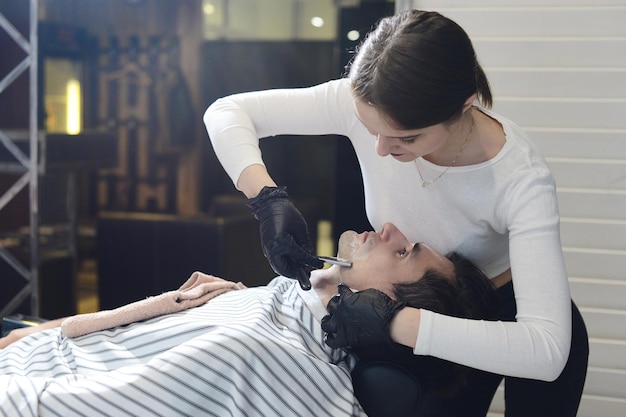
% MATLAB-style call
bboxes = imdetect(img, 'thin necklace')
[415,113,475,187]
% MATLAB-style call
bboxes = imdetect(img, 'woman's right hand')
[247,186,323,290]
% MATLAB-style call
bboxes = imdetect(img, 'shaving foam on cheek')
[339,231,374,261]
[338,231,357,255]
[352,235,375,261]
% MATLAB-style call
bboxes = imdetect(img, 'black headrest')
[351,359,423,417]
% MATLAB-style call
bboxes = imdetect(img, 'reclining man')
[0,222,498,417]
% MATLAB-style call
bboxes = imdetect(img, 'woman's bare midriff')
[491,268,512,289]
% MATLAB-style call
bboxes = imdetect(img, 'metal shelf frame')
[0,0,40,317]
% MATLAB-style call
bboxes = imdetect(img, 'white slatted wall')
[398,1,626,415]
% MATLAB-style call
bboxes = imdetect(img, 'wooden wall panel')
[474,40,626,68]
[565,252,626,281]
[406,1,626,415]
[489,70,626,99]
[492,100,626,130]
[422,8,626,37]
[549,160,626,189]
[560,221,626,251]
[581,309,626,340]
[558,192,626,221]
[531,131,626,160]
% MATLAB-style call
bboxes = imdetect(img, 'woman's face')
[336,222,454,298]
[353,99,453,163]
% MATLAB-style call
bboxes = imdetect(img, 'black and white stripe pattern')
[1,278,363,416]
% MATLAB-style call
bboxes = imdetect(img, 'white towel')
[62,271,246,338]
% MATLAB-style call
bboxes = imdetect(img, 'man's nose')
[380,222,400,242]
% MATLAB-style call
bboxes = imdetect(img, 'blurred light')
[203,3,215,15]
[66,79,81,135]
[310,16,324,28]
[347,30,360,41]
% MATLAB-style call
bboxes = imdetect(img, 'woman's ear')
[462,93,478,111]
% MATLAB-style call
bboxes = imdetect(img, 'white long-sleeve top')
[203,78,572,381]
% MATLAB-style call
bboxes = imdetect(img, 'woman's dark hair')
[375,251,500,396]
[348,9,493,129]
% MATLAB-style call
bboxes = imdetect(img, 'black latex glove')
[247,186,323,290]
[322,284,406,349]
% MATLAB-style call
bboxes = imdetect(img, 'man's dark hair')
[358,252,500,396]
[393,252,500,321]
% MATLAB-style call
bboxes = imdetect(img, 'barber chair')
[351,343,430,417]
[352,343,465,417]
[352,359,423,417]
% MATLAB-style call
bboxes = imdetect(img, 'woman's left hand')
[321,284,406,349]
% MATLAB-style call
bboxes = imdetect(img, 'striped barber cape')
[0,277,364,417]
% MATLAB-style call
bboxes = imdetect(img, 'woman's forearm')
[237,164,277,198]
[389,307,421,349]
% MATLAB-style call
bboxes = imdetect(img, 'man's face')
[336,222,454,298]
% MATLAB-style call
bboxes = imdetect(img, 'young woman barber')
[203,9,588,416]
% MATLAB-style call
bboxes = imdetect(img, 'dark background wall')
[0,0,393,315]
[0,0,393,229]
